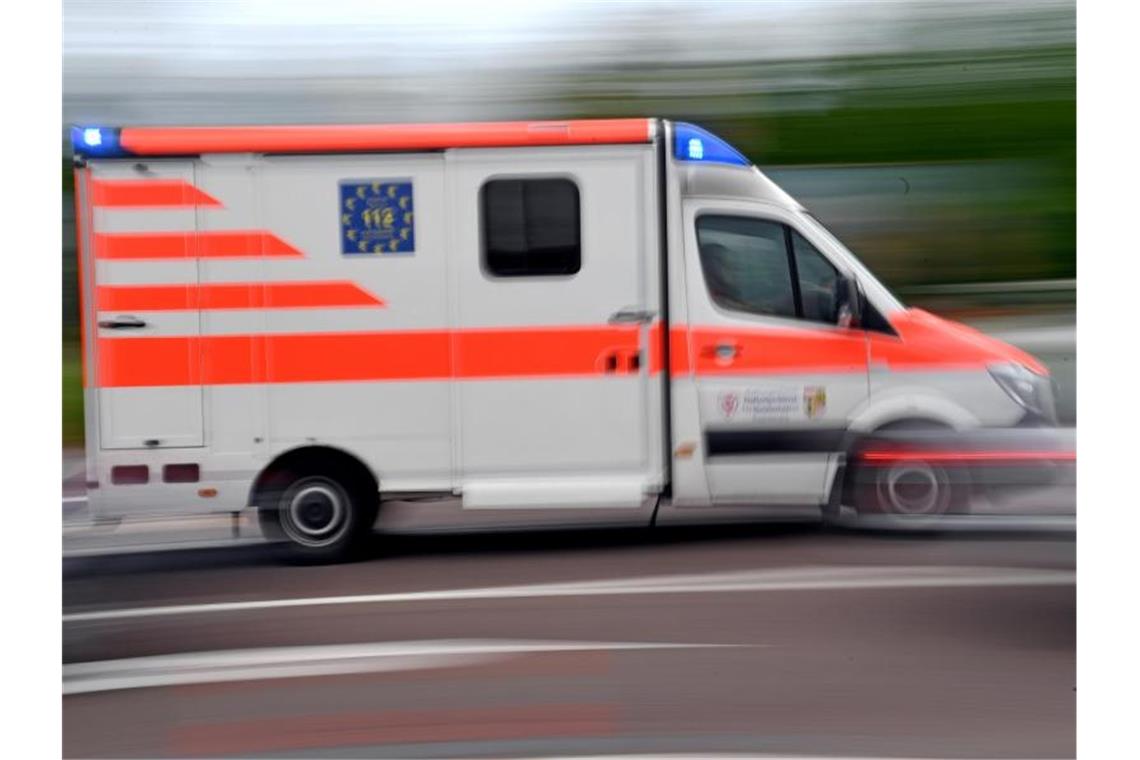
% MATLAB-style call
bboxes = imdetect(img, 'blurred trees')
[541,4,1074,289]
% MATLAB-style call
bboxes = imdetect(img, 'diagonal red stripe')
[95,231,303,259]
[90,179,222,208]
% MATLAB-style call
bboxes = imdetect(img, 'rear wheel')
[257,467,377,563]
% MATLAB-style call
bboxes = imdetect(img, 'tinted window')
[482,178,580,277]
[791,230,839,323]
[696,215,796,318]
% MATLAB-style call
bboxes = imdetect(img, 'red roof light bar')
[117,119,655,157]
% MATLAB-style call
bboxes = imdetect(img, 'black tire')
[847,421,971,522]
[257,466,378,563]
[852,459,965,518]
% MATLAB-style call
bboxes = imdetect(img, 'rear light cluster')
[110,464,200,485]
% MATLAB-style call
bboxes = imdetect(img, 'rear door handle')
[98,315,148,330]
[608,308,656,325]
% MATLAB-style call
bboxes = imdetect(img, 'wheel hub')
[285,482,346,541]
[882,463,943,515]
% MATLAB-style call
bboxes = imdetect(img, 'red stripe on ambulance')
[96,282,385,311]
[96,327,645,387]
[90,179,222,208]
[686,325,868,376]
[73,168,91,387]
[93,320,1020,388]
[94,231,304,260]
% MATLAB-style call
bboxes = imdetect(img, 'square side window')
[482,178,581,277]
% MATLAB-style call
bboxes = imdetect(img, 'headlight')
[988,362,1049,417]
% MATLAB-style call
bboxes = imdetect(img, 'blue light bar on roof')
[70,126,130,158]
[672,122,750,167]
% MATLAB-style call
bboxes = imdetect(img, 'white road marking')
[62,496,88,504]
[528,756,1009,760]
[62,538,265,556]
[63,565,1074,624]
[531,756,995,760]
[63,639,739,695]
[63,513,253,536]
[837,514,1075,532]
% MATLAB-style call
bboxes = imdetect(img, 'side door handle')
[98,315,148,330]
[608,307,656,325]
[700,341,741,361]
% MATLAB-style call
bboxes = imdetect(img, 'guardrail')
[900,279,1075,296]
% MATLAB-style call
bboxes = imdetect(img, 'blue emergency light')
[672,122,750,167]
[70,126,129,158]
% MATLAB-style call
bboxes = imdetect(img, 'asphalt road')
[63,526,1075,759]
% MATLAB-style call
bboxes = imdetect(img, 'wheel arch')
[249,444,380,510]
[825,412,967,516]
[847,391,979,434]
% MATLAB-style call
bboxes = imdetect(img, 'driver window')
[791,230,839,323]
[696,215,796,319]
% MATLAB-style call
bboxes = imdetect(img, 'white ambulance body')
[71,118,1057,559]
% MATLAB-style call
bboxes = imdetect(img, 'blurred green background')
[63,0,1075,443]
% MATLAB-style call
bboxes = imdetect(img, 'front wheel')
[850,458,968,521]
[258,472,376,563]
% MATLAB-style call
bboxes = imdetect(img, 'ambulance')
[70,118,1061,560]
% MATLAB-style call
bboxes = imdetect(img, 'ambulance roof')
[71,119,656,158]
[70,119,756,172]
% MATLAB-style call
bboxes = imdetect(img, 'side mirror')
[835,276,862,329]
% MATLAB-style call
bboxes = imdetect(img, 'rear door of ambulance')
[76,160,210,512]
[82,160,206,452]
[78,159,209,450]
[447,143,664,510]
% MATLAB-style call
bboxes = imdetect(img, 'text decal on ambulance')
[339,179,415,255]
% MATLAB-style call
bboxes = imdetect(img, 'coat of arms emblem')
[803,387,827,419]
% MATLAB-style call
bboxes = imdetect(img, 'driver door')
[683,202,869,505]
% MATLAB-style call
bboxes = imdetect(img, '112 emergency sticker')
[339,179,415,255]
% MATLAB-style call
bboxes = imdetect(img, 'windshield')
[800,212,905,312]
